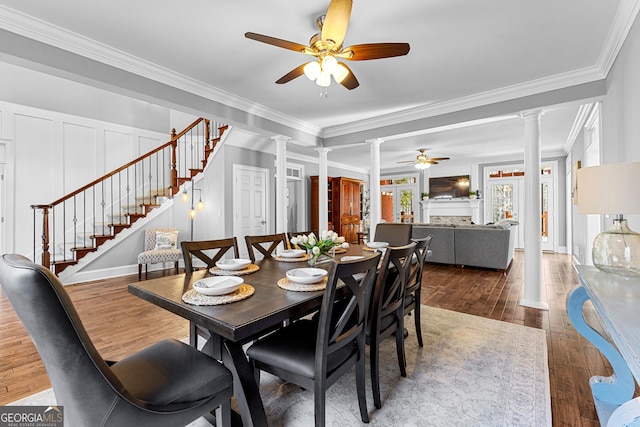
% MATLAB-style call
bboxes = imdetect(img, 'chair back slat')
[182,238,240,272]
[244,233,287,262]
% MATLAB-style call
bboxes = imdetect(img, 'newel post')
[170,128,178,194]
[32,205,51,267]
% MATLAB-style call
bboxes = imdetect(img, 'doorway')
[380,177,418,223]
[233,165,269,259]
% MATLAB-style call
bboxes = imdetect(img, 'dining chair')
[246,253,381,427]
[181,237,241,349]
[373,222,413,246]
[137,227,181,280]
[0,254,233,427]
[367,242,416,409]
[404,235,433,347]
[181,237,240,272]
[244,233,287,262]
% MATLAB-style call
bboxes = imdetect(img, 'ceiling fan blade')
[245,32,311,54]
[339,43,410,61]
[275,63,307,84]
[429,157,450,161]
[336,62,359,90]
[321,0,352,47]
[397,160,418,164]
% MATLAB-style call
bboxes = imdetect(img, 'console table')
[569,266,640,426]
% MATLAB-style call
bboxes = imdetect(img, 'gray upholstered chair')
[373,223,413,247]
[137,227,181,279]
[0,254,233,427]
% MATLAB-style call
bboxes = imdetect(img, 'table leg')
[221,340,268,427]
[566,285,635,406]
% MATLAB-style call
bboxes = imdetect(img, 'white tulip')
[309,237,316,245]
[312,246,320,255]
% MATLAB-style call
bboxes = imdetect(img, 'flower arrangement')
[290,230,349,265]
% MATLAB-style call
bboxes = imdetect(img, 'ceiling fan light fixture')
[316,70,331,87]
[332,62,349,83]
[303,61,321,80]
[321,55,338,74]
[415,162,431,170]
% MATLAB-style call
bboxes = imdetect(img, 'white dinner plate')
[366,241,389,249]
[286,268,328,285]
[215,258,252,271]
[279,249,306,258]
[193,276,243,296]
[341,255,364,262]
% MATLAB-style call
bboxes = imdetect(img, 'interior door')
[488,179,523,248]
[541,177,555,252]
[380,184,417,223]
[233,165,269,259]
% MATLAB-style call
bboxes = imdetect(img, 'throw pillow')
[155,230,178,250]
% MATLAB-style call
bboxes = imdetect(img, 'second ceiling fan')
[245,0,410,90]
[398,149,450,169]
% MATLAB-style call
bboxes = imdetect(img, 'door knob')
[260,220,266,224]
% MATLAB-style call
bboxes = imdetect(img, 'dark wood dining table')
[128,246,376,427]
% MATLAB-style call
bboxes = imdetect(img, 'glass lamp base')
[592,219,640,277]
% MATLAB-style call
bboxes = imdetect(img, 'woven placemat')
[276,253,312,262]
[182,284,255,306]
[209,264,260,276]
[363,246,376,252]
[277,277,328,292]
[330,247,347,254]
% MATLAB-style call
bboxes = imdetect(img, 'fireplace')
[420,199,482,224]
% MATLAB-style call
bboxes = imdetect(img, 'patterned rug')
[10,306,551,426]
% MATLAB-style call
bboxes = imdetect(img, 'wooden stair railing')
[31,118,227,275]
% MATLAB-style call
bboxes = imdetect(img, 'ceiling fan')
[244,0,410,90]
[398,149,450,169]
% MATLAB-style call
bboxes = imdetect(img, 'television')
[429,175,470,199]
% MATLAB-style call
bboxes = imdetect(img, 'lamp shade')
[576,162,640,215]
[576,161,640,277]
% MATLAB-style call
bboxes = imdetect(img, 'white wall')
[0,101,168,265]
[601,11,640,229]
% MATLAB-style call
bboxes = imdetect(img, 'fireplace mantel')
[421,199,482,224]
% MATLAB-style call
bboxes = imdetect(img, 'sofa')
[412,220,518,270]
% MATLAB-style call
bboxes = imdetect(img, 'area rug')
[10,306,551,426]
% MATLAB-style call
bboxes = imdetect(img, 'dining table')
[128,245,377,427]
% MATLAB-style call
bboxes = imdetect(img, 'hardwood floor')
[0,251,615,425]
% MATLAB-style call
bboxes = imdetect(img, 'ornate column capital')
[271,135,291,144]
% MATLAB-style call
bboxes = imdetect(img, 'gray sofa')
[412,221,518,270]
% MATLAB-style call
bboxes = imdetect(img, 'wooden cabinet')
[311,176,363,244]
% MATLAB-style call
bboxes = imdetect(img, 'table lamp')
[577,161,640,277]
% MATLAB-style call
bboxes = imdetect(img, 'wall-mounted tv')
[429,175,470,199]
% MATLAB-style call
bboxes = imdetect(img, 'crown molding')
[322,64,606,139]
[598,0,640,75]
[0,5,322,138]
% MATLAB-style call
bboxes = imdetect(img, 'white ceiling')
[0,0,635,171]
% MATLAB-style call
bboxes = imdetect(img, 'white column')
[316,148,331,232]
[273,135,290,234]
[520,110,548,310]
[367,138,384,238]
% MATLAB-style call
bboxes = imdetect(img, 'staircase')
[31,118,228,275]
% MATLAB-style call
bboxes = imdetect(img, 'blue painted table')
[569,266,640,426]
